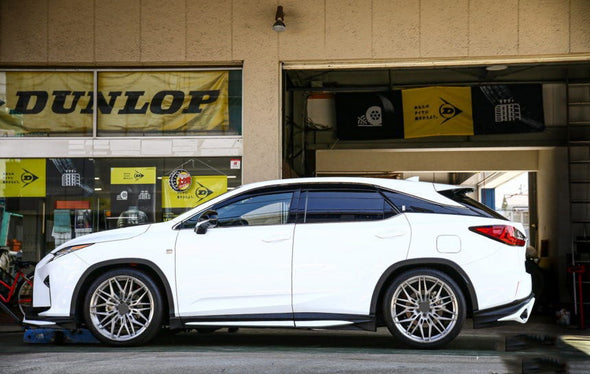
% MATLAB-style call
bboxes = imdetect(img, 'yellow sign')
[98,71,229,133]
[162,176,227,209]
[402,86,474,139]
[111,167,156,185]
[0,72,93,135]
[0,71,229,136]
[0,159,46,197]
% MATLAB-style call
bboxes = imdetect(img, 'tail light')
[469,225,526,246]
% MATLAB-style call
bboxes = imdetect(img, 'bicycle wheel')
[16,272,34,318]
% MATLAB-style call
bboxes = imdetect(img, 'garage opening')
[282,62,590,323]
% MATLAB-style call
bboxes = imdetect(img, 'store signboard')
[162,175,227,209]
[0,159,46,197]
[0,71,229,136]
[0,72,93,135]
[98,71,229,133]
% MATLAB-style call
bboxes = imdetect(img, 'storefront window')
[0,69,242,137]
[0,157,242,261]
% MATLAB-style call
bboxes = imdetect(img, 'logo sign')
[402,86,473,139]
[230,159,241,170]
[111,167,156,185]
[162,175,227,209]
[0,159,46,197]
[169,169,192,192]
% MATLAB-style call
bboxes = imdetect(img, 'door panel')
[175,224,295,319]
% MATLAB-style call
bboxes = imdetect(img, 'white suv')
[27,177,534,348]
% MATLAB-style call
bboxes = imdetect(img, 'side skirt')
[173,313,376,331]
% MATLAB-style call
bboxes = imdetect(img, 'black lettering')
[183,90,219,113]
[81,91,122,114]
[51,91,85,114]
[150,91,184,114]
[14,91,48,114]
[118,91,148,114]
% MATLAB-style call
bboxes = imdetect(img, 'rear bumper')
[472,294,535,329]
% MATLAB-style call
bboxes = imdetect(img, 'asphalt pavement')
[0,316,588,374]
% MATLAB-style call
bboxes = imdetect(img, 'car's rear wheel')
[383,268,465,348]
[83,269,163,346]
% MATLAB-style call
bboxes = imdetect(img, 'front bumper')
[23,309,78,330]
[472,294,535,329]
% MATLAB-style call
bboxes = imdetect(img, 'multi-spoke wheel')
[83,269,163,346]
[383,269,465,348]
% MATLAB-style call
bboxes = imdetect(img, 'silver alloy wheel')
[88,275,155,342]
[390,274,459,344]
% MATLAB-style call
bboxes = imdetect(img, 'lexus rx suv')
[26,177,534,348]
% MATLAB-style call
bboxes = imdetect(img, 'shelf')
[571,200,590,203]
[569,102,590,106]
[570,160,590,164]
[569,141,590,145]
[572,220,590,223]
[571,180,590,184]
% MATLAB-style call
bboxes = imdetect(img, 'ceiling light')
[485,65,508,71]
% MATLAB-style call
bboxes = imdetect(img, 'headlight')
[52,243,94,260]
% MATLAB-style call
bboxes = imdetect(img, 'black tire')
[83,268,163,346]
[16,271,34,319]
[383,268,466,349]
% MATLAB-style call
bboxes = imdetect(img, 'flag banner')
[0,159,46,197]
[0,72,93,136]
[0,71,229,136]
[335,92,403,140]
[472,84,545,134]
[402,86,474,139]
[162,175,227,209]
[46,158,95,196]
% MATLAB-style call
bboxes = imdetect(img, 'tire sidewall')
[383,268,466,349]
[83,268,163,346]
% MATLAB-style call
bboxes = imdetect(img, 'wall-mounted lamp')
[272,5,286,32]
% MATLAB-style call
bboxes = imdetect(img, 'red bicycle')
[0,256,35,321]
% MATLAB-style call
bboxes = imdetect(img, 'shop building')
[1,1,590,319]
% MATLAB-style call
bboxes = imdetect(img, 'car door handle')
[262,235,291,243]
[376,231,407,239]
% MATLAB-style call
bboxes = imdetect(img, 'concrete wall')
[1,0,590,183]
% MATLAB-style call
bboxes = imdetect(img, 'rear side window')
[381,189,486,218]
[301,189,396,223]
[438,189,507,220]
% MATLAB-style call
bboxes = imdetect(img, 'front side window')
[301,188,395,223]
[213,191,294,227]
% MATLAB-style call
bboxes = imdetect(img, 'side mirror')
[195,210,218,235]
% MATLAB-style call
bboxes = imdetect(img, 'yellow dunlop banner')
[402,86,474,139]
[0,72,93,135]
[0,159,46,197]
[0,71,229,135]
[111,167,157,185]
[162,175,227,209]
[98,71,229,133]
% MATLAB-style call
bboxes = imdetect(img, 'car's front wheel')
[83,268,163,346]
[383,269,465,348]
